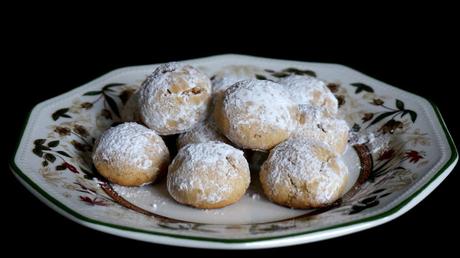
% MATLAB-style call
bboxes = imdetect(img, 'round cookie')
[260,138,348,209]
[176,119,229,149]
[214,80,299,151]
[278,75,338,116]
[167,142,250,209]
[296,105,349,155]
[120,89,141,123]
[92,123,170,186]
[139,62,212,135]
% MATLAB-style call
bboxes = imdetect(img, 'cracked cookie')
[139,62,212,135]
[92,123,170,186]
[213,79,299,151]
[278,75,338,116]
[295,105,350,155]
[260,138,348,209]
[167,141,250,209]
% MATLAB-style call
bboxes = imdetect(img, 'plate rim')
[10,54,458,249]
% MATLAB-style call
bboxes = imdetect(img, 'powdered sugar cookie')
[260,138,348,209]
[279,75,338,116]
[167,142,250,209]
[92,123,170,186]
[139,62,212,135]
[214,80,299,151]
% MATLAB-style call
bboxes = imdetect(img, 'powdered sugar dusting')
[295,104,350,155]
[92,123,168,171]
[167,142,250,204]
[112,184,169,210]
[250,193,261,200]
[139,62,212,135]
[262,138,348,204]
[349,131,391,154]
[223,80,298,133]
[278,75,338,115]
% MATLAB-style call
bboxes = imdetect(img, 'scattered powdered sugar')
[92,123,168,171]
[251,193,261,200]
[92,176,105,185]
[138,62,212,135]
[245,187,262,201]
[349,131,391,154]
[167,142,250,204]
[203,208,225,216]
[223,80,298,132]
[151,200,167,210]
[112,184,169,211]
[349,131,375,145]
[278,75,338,115]
[112,184,147,199]
[262,138,348,204]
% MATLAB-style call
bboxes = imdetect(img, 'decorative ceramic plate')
[11,54,457,249]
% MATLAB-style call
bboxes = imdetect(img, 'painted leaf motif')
[255,74,267,80]
[104,94,120,118]
[400,109,417,123]
[271,72,289,78]
[33,148,43,158]
[34,139,46,145]
[395,99,405,110]
[380,192,392,198]
[56,164,66,170]
[282,68,316,77]
[44,153,56,163]
[361,196,377,204]
[56,150,71,158]
[103,83,125,90]
[83,90,102,96]
[409,110,417,122]
[79,196,107,206]
[302,70,316,77]
[350,83,374,94]
[65,163,79,173]
[36,145,50,151]
[47,140,59,147]
[52,108,71,121]
[368,111,398,127]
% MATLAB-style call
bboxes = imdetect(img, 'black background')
[4,11,459,256]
